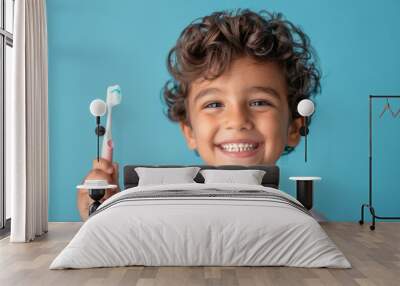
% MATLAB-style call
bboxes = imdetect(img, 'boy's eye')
[204,102,223,109]
[250,100,272,107]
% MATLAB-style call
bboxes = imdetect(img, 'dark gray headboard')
[124,165,279,189]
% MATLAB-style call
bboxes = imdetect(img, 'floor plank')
[0,222,399,286]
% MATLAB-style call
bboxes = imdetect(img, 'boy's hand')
[90,158,119,188]
[77,158,120,221]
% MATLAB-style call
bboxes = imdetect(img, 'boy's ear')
[179,121,197,150]
[286,117,303,147]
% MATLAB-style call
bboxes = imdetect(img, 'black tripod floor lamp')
[359,95,400,230]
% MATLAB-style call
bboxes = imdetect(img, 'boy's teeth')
[220,143,257,152]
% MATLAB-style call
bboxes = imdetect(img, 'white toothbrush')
[101,85,122,162]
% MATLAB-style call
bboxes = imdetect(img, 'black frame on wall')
[359,95,400,230]
[0,0,14,233]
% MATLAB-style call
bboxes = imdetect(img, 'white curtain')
[7,0,49,242]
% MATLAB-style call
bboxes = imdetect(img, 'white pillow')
[200,169,266,185]
[135,167,201,186]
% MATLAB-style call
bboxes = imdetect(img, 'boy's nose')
[223,106,254,131]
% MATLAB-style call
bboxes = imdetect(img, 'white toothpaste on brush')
[101,85,122,162]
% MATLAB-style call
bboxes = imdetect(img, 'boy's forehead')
[188,58,288,102]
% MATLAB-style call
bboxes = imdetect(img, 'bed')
[50,165,351,269]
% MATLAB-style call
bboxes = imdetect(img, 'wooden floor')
[0,222,399,286]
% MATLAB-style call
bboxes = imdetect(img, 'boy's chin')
[207,156,268,166]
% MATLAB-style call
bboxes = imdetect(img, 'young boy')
[163,9,321,165]
[78,9,321,220]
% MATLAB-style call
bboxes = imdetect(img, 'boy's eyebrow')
[193,87,222,103]
[246,86,281,101]
[193,86,281,102]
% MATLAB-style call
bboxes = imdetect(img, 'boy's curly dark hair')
[162,9,321,154]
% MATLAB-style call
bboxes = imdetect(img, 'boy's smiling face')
[180,56,302,166]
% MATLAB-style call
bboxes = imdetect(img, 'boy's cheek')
[179,121,198,150]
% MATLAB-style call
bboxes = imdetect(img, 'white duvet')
[50,183,351,269]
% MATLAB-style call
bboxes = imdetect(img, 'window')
[0,0,14,234]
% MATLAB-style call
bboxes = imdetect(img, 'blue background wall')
[47,0,400,221]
